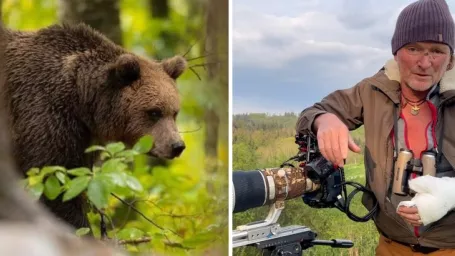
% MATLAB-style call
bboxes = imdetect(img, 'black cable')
[281,144,379,223]
[334,169,379,222]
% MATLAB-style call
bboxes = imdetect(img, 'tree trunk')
[58,0,123,46]
[204,0,228,169]
[149,0,169,18]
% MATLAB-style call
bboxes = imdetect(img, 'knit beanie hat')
[391,0,455,55]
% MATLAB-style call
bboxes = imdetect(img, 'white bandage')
[396,175,455,226]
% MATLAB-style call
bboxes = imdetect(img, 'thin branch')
[135,199,199,218]
[103,213,118,241]
[111,193,164,230]
[189,67,201,80]
[181,33,208,58]
[182,40,199,58]
[162,233,193,250]
[100,212,107,240]
[119,197,137,230]
[179,125,202,133]
[118,237,151,245]
[111,193,181,237]
[144,199,165,210]
[154,213,198,218]
[189,62,220,68]
[164,242,193,250]
[185,52,216,62]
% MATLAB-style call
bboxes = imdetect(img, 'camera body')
[293,133,342,208]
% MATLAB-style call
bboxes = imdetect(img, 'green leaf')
[101,158,128,173]
[106,142,126,156]
[181,231,215,248]
[28,183,44,200]
[84,145,106,153]
[41,166,66,177]
[99,172,126,188]
[55,172,66,185]
[100,151,111,161]
[115,149,139,159]
[132,135,154,154]
[62,176,91,202]
[151,232,165,240]
[132,154,150,174]
[67,167,91,176]
[26,168,40,176]
[43,175,61,200]
[117,228,145,240]
[87,177,111,209]
[75,227,91,237]
[28,174,45,186]
[125,174,143,192]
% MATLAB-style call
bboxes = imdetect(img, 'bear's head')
[94,53,188,159]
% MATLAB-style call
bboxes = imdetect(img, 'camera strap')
[387,103,400,199]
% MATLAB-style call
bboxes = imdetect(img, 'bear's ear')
[162,56,187,80]
[108,54,141,88]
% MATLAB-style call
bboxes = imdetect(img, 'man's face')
[395,42,453,92]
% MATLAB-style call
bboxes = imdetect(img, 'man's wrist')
[312,112,330,133]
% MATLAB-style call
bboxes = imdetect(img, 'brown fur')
[0,23,187,229]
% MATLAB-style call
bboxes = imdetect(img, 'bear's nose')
[171,141,186,157]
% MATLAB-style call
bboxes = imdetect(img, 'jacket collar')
[370,58,455,104]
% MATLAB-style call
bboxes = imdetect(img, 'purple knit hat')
[391,0,455,55]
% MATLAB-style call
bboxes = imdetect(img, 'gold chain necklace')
[401,95,426,116]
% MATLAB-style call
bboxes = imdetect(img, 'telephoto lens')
[232,167,319,213]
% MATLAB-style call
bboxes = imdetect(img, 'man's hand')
[313,113,361,167]
[397,206,422,226]
[406,176,455,225]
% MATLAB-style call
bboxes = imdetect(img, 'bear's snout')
[171,141,185,157]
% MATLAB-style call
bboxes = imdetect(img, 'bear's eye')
[147,109,163,121]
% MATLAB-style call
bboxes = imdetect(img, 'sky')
[232,0,455,114]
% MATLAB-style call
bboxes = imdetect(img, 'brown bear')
[0,22,188,229]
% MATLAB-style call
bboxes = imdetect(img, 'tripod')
[255,225,353,256]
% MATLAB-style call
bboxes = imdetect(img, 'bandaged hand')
[396,175,455,226]
[396,203,422,226]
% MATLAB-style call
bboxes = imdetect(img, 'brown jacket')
[296,59,455,248]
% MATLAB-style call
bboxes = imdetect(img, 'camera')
[284,133,378,221]
[292,133,343,209]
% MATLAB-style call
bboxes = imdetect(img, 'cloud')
[233,5,395,69]
[232,0,455,114]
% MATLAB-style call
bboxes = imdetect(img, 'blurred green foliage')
[232,113,378,256]
[2,0,228,255]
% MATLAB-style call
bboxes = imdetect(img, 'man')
[296,0,455,255]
